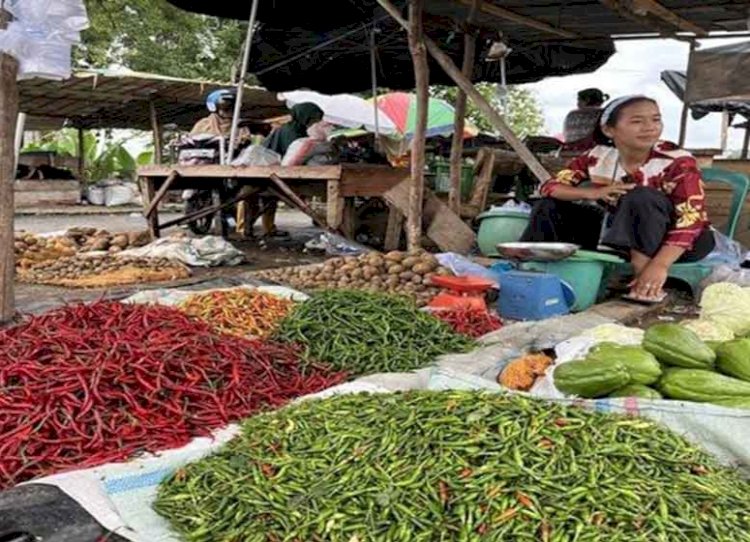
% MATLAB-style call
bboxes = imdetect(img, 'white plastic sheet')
[1,0,88,80]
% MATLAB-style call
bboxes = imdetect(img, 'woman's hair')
[592,96,658,146]
[577,88,609,107]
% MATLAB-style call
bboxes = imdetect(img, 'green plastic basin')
[476,209,530,256]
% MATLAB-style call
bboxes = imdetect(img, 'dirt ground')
[13,208,328,315]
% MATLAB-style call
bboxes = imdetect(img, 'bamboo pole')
[0,52,18,323]
[376,0,550,183]
[407,0,429,250]
[448,31,476,214]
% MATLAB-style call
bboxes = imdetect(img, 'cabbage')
[579,323,644,345]
[700,283,750,337]
[681,319,734,341]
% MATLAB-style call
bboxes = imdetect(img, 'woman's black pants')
[520,186,714,262]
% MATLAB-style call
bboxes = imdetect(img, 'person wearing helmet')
[191,89,250,139]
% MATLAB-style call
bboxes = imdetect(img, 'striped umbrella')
[375,92,479,140]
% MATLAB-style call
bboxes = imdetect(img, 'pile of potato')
[18,255,188,286]
[15,228,152,269]
[256,250,452,306]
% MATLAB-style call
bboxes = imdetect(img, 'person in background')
[561,88,609,153]
[521,95,715,300]
[191,89,250,142]
[259,103,325,237]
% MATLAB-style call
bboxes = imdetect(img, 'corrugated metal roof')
[20,69,286,131]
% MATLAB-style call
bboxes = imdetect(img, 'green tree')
[430,83,545,139]
[77,0,246,81]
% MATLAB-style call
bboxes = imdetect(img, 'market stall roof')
[166,0,748,93]
[19,69,286,131]
[685,40,750,103]
[661,69,750,121]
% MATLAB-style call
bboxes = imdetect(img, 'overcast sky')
[523,37,748,152]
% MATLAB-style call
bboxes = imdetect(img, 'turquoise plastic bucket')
[476,209,530,256]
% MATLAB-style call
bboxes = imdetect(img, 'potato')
[435,266,451,276]
[412,263,435,275]
[411,274,423,285]
[386,275,400,287]
[401,257,419,269]
[384,251,405,262]
[399,271,415,281]
[387,264,405,275]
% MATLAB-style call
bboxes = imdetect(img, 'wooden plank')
[449,29,476,214]
[384,205,405,251]
[141,176,160,239]
[376,0,550,184]
[0,51,18,322]
[384,179,476,253]
[408,0,429,250]
[327,180,344,231]
[342,199,357,240]
[339,166,410,197]
[468,148,496,211]
[144,171,178,218]
[631,0,707,35]
[138,164,342,180]
[455,0,577,38]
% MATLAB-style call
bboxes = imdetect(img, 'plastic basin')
[476,209,530,256]
[520,255,606,312]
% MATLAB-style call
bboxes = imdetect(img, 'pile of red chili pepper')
[430,307,503,338]
[180,288,295,338]
[0,301,345,489]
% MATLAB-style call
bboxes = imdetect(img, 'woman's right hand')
[585,184,634,203]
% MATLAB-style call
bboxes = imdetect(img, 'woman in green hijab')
[255,103,324,237]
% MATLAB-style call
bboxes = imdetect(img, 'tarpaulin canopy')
[248,21,614,92]
[685,41,750,103]
[661,69,750,122]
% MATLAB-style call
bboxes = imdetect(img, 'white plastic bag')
[231,145,281,167]
[86,186,105,206]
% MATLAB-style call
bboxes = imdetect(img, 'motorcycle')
[172,133,233,236]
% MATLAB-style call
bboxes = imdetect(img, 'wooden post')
[679,40,697,148]
[0,52,19,323]
[141,176,160,239]
[384,205,405,250]
[376,0,550,183]
[76,127,85,180]
[407,0,428,250]
[149,99,163,165]
[719,111,729,153]
[743,125,750,160]
[327,179,344,231]
[448,31,476,214]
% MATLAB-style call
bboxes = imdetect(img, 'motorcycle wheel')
[185,194,215,235]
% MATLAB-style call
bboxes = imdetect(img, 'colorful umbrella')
[374,92,479,140]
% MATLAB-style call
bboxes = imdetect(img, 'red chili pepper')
[431,307,503,338]
[0,301,346,489]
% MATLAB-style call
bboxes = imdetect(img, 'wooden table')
[137,164,410,239]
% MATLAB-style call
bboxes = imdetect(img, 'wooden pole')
[679,40,697,148]
[743,125,750,160]
[149,99,163,165]
[720,111,729,153]
[448,31,476,214]
[0,52,19,323]
[376,0,550,183]
[407,0,428,250]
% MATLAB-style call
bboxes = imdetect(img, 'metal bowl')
[495,242,580,262]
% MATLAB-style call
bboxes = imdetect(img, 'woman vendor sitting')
[521,95,715,299]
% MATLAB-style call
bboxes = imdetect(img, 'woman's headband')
[600,95,651,127]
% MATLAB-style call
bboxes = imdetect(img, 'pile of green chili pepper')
[274,289,474,375]
[156,391,750,541]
